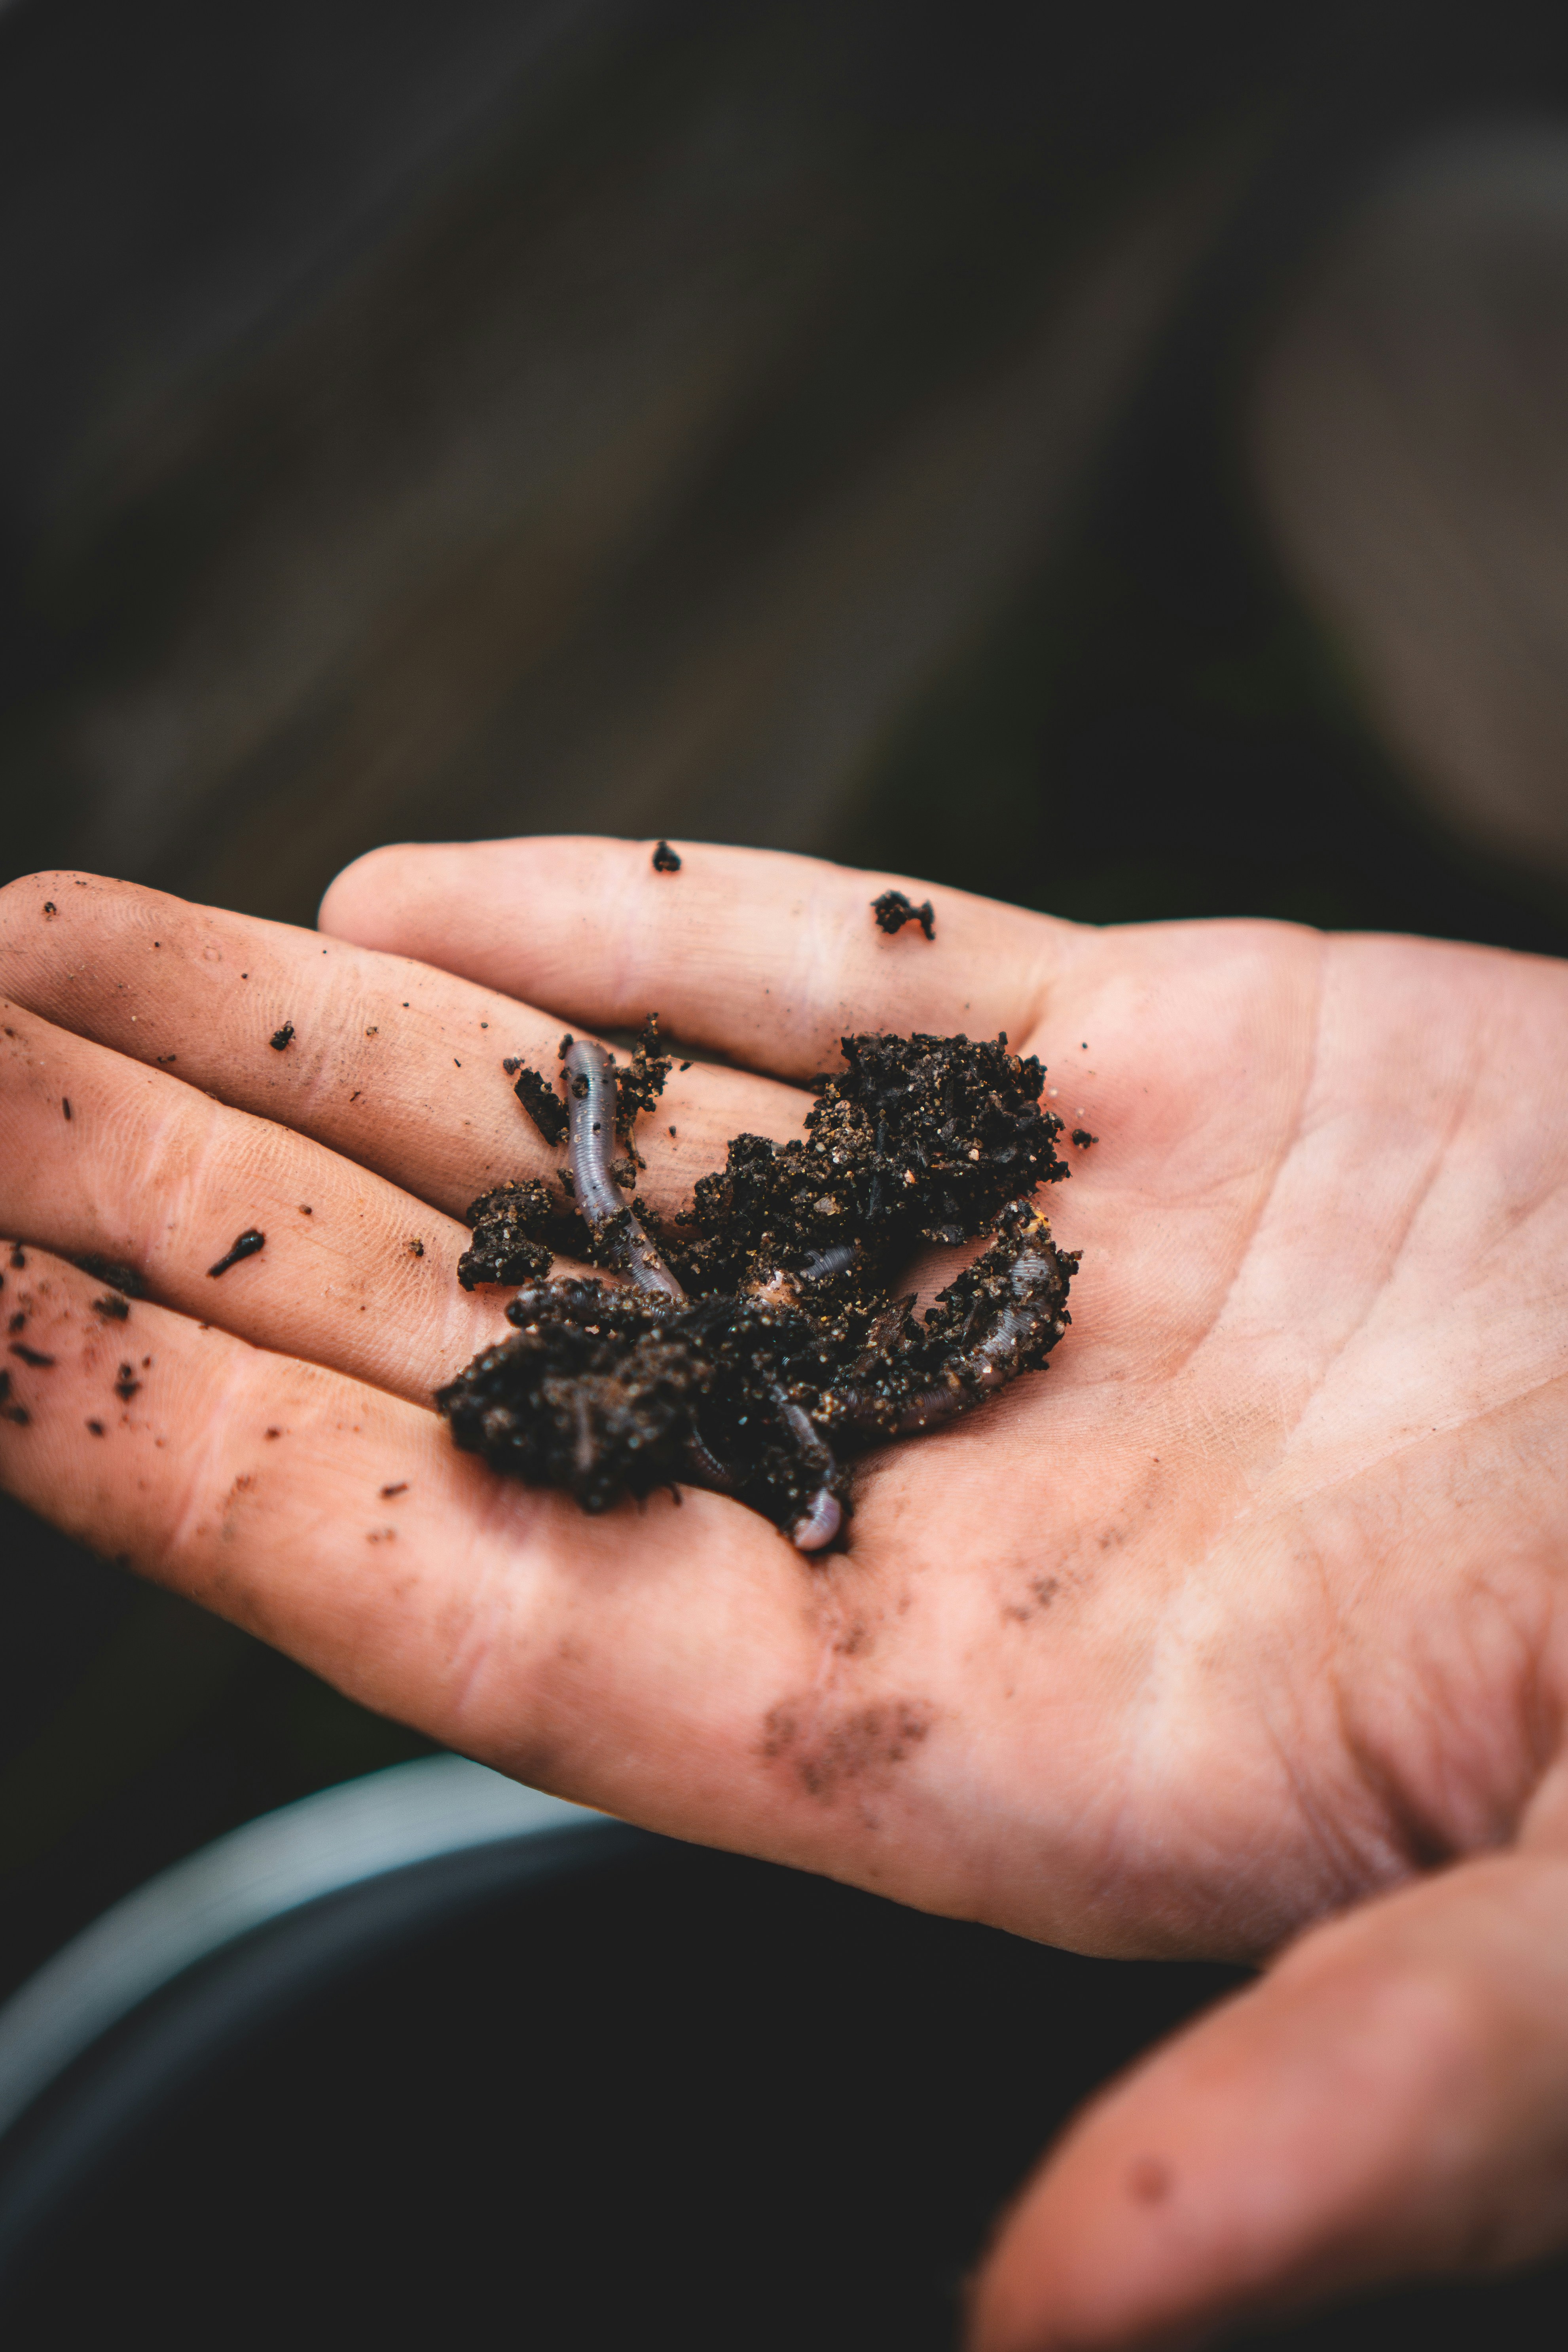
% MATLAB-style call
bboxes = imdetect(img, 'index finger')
[0,870,806,1221]
[319,838,1087,1078]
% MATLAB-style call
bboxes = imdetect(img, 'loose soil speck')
[208,1229,266,1278]
[871,890,935,940]
[512,1063,568,1145]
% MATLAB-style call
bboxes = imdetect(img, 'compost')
[438,1025,1077,1551]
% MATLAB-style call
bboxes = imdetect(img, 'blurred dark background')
[8,0,1568,2282]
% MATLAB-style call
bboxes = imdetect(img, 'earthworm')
[788,1484,843,1551]
[841,1205,1071,1437]
[563,1039,683,1301]
[773,1392,843,1552]
[745,1241,857,1310]
[795,1242,856,1284]
[685,1428,736,1491]
[564,1039,838,1545]
[895,1217,1069,1432]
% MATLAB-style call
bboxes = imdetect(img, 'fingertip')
[965,2126,1199,2352]
[318,837,587,976]
[317,840,423,944]
[966,1962,1411,2352]
[967,1854,1568,2352]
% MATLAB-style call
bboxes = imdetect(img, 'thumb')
[968,1839,1568,2350]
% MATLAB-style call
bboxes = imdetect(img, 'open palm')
[5,836,1568,2348]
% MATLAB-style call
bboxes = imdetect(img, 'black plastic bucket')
[0,1761,1562,2349]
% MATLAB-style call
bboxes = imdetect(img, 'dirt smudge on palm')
[760,1694,933,1805]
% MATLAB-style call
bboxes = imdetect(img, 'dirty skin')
[0,1266,75,1425]
[438,1014,1079,1554]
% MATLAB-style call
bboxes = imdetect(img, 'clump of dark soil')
[871,889,935,939]
[507,1061,568,1145]
[670,1030,1065,1292]
[458,1179,557,1289]
[72,1252,146,1297]
[208,1229,266,1278]
[438,1023,1079,1553]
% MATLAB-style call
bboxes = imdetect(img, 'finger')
[319,837,1089,1078]
[0,1250,941,1892]
[968,1843,1568,2350]
[0,998,529,1402]
[0,1244,745,1771]
[0,872,808,1219]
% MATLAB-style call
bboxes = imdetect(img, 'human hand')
[4,840,1568,2345]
